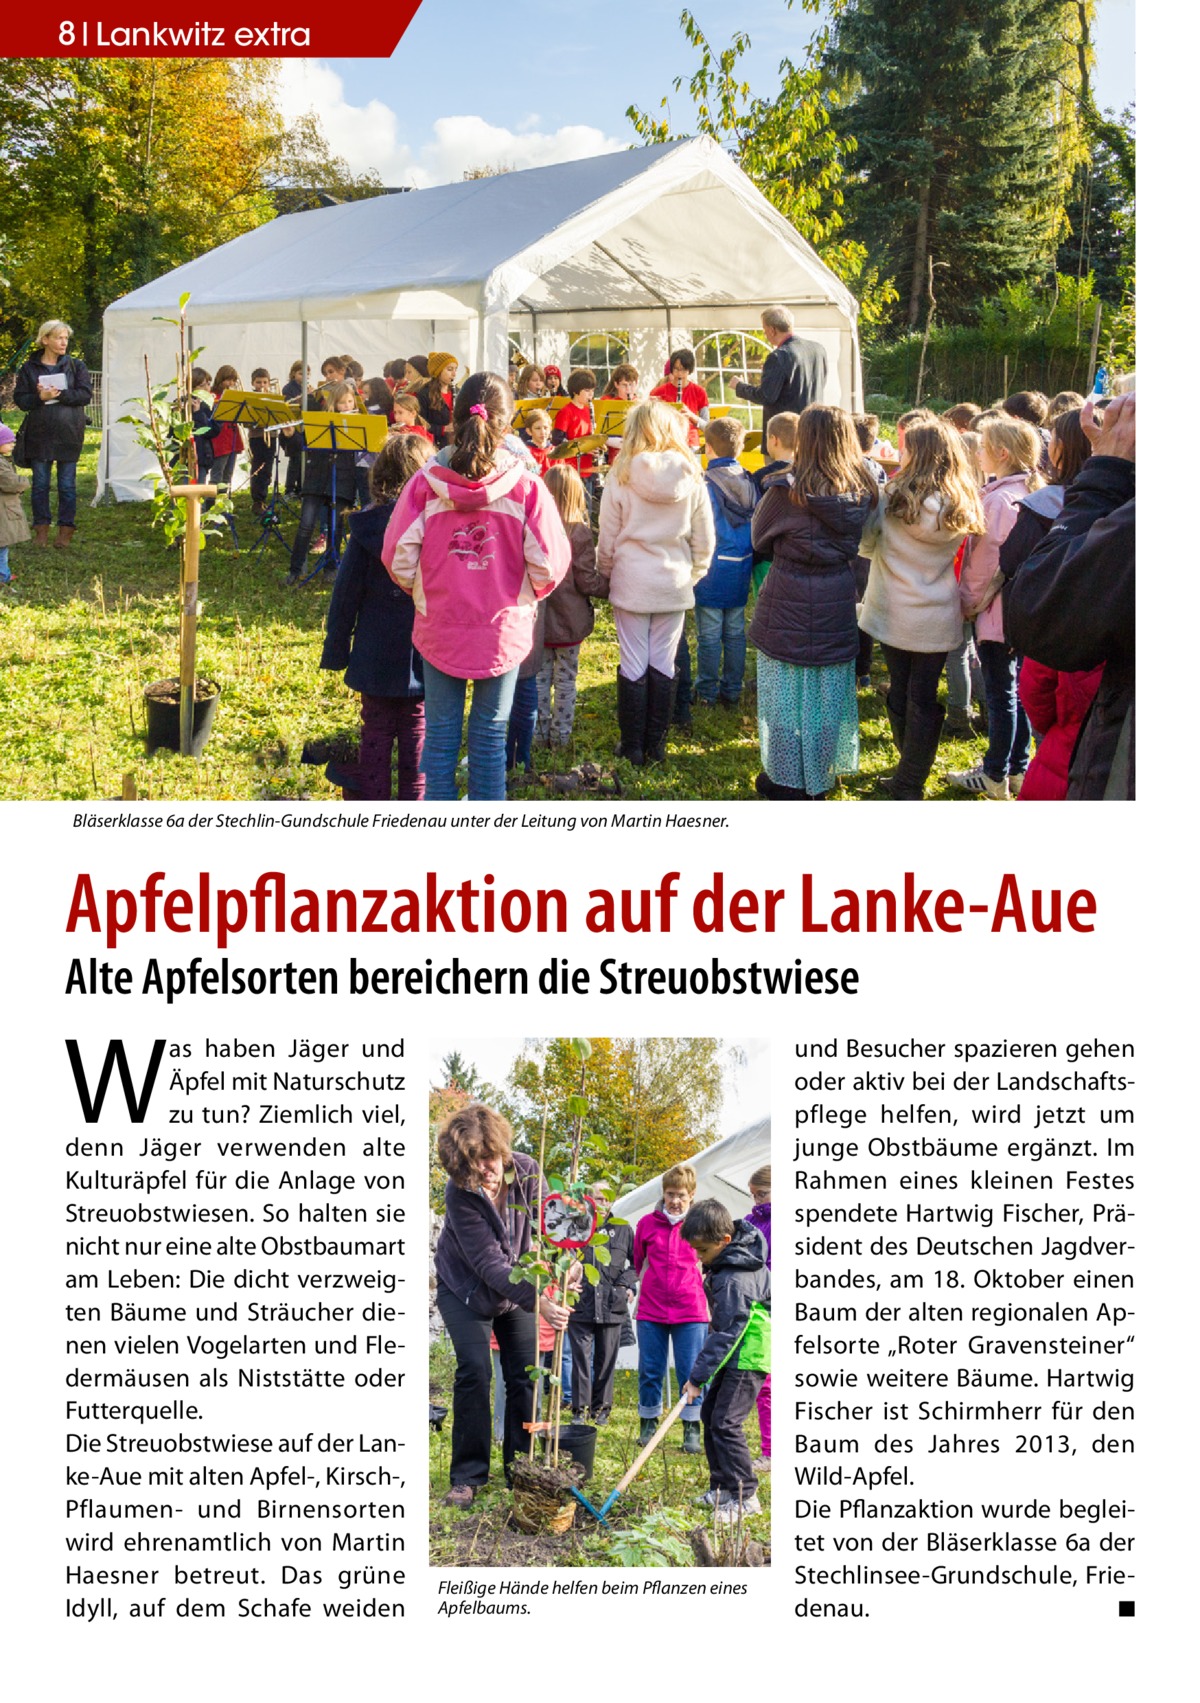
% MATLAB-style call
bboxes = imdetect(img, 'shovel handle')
[610,1392,691,1498]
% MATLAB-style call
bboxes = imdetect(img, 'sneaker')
[948,764,1009,799]
[756,1456,771,1473]
[942,707,979,740]
[713,1492,762,1523]
[1009,771,1025,797]
[694,1487,720,1506]
[856,674,871,690]
[591,1408,611,1427]
[443,1484,476,1510]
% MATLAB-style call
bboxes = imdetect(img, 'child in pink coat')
[632,1162,709,1451]
[382,371,570,801]
[951,416,1044,799]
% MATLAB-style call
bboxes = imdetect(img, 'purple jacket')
[745,1199,772,1268]
[632,1205,709,1324]
[435,1151,546,1317]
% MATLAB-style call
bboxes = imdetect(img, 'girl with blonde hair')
[859,417,986,799]
[598,397,715,766]
[748,405,879,799]
[950,416,1044,798]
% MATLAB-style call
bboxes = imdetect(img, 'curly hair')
[437,1103,513,1188]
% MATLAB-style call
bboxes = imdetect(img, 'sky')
[428,1037,773,1136]
[277,0,1136,189]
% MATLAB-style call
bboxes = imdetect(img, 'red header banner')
[1,3,423,57]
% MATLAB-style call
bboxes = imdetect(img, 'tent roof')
[103,136,857,326]
[616,1116,771,1227]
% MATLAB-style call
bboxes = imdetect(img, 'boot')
[885,688,907,759]
[639,1417,658,1445]
[682,1421,702,1454]
[644,667,674,762]
[615,671,648,766]
[54,526,75,548]
[755,770,806,801]
[879,703,945,799]
[672,671,693,728]
[34,524,51,547]
[942,705,978,740]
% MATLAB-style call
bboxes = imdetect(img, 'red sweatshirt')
[650,379,709,449]
[555,400,596,478]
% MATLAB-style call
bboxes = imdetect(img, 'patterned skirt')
[756,655,859,795]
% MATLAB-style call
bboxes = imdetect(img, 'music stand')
[221,393,301,563]
[593,398,632,438]
[297,411,388,583]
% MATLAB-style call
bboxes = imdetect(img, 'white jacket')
[597,451,715,614]
[859,493,971,654]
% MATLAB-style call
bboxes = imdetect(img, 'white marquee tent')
[99,135,861,501]
[615,1115,771,1227]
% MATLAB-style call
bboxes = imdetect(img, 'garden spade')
[571,1392,690,1528]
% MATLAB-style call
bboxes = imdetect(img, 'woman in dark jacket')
[14,319,92,546]
[435,1103,572,1508]
[320,434,430,799]
[567,1215,636,1424]
[748,405,877,800]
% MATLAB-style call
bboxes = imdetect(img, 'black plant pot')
[541,1422,598,1482]
[144,678,220,755]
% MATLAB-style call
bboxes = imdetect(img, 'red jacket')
[528,442,551,476]
[555,401,596,478]
[1017,658,1105,801]
[651,380,709,449]
[209,390,244,460]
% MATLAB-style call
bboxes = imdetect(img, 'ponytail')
[449,372,512,481]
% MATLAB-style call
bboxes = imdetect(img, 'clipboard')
[301,411,389,453]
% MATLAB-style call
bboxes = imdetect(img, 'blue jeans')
[31,459,78,527]
[0,544,9,581]
[421,661,519,801]
[694,603,747,703]
[978,640,1031,780]
[505,675,539,772]
[637,1318,707,1421]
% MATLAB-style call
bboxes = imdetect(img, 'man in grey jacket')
[736,305,827,439]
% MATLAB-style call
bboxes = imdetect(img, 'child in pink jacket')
[950,416,1044,800]
[382,372,570,801]
[632,1162,709,1452]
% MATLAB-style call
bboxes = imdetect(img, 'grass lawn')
[428,1335,771,1567]
[0,426,982,801]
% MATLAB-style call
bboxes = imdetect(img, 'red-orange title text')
[66,870,1097,951]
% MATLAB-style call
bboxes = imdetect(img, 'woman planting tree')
[434,1103,573,1509]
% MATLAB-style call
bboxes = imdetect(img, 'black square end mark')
[1118,1601,1135,1618]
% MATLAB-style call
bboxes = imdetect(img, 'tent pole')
[300,319,309,489]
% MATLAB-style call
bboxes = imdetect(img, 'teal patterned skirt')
[756,655,859,795]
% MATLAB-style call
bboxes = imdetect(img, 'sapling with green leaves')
[508,1036,628,1470]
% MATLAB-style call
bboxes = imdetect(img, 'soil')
[144,676,219,705]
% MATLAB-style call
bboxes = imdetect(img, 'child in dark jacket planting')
[568,1213,636,1425]
[697,417,757,707]
[680,1198,771,1523]
[320,433,432,799]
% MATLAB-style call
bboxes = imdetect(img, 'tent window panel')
[567,331,629,392]
[693,330,772,430]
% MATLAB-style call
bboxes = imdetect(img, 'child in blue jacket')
[696,417,757,707]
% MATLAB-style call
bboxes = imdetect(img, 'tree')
[627,6,898,327]
[503,1036,732,1189]
[826,0,1089,329]
[0,60,380,361]
[1056,124,1134,307]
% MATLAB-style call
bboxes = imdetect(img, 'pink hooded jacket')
[381,450,570,678]
[959,472,1035,644]
[633,1205,709,1325]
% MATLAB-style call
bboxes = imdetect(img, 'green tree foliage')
[627,6,898,326]
[1056,126,1134,306]
[503,1036,731,1189]
[0,60,380,361]
[826,0,1089,330]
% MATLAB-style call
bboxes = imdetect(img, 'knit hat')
[545,365,562,381]
[0,425,14,448]
[427,351,458,381]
